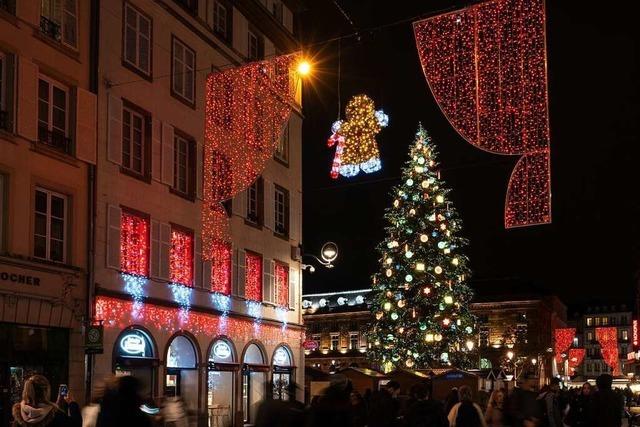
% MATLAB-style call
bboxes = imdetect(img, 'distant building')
[302,289,371,372]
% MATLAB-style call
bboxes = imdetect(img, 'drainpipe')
[85,0,100,405]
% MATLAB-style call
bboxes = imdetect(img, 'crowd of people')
[8,372,631,427]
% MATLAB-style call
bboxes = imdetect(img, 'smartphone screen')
[59,384,68,397]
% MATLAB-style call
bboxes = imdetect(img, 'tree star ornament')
[327,94,388,179]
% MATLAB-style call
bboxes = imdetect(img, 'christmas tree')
[369,125,476,371]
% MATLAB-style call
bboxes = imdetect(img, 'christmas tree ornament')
[327,94,389,178]
[420,234,429,243]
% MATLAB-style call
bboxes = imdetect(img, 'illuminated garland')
[568,348,585,374]
[596,327,621,375]
[203,54,299,254]
[121,211,149,276]
[245,252,263,302]
[554,328,575,364]
[170,228,193,286]
[274,263,289,307]
[95,296,303,345]
[211,241,232,294]
[413,0,551,228]
[327,95,388,179]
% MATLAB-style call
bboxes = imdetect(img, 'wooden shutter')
[195,234,206,289]
[75,88,97,164]
[232,189,247,218]
[161,123,175,186]
[233,248,245,297]
[288,267,297,310]
[263,179,274,230]
[196,141,203,199]
[106,205,122,269]
[262,258,274,303]
[151,118,162,182]
[150,220,160,278]
[107,94,122,165]
[17,56,38,141]
[290,191,300,243]
[159,223,171,280]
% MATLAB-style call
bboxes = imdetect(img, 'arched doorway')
[242,342,268,424]
[113,327,158,399]
[165,334,199,412]
[271,345,294,401]
[207,337,236,427]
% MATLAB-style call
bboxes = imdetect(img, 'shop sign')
[213,341,231,360]
[85,325,104,354]
[0,270,41,286]
[303,340,318,351]
[120,334,147,357]
[633,319,638,348]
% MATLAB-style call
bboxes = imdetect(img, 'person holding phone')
[11,375,81,427]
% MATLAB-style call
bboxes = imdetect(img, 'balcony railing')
[38,126,71,153]
[40,16,61,41]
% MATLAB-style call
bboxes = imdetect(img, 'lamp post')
[301,242,339,273]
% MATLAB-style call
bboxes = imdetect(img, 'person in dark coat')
[588,374,623,427]
[404,383,447,427]
[367,382,401,427]
[11,374,81,427]
[306,377,352,427]
[90,375,153,427]
[506,375,540,427]
[564,382,591,427]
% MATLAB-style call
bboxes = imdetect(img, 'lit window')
[349,333,359,350]
[330,334,339,350]
[123,3,152,76]
[173,134,195,197]
[40,0,77,48]
[122,104,148,176]
[587,331,594,341]
[586,317,593,326]
[274,185,289,237]
[211,241,231,294]
[622,330,629,340]
[602,317,609,326]
[169,226,193,285]
[274,262,289,307]
[38,77,69,153]
[120,209,149,276]
[245,251,262,301]
[33,188,67,263]
[172,37,195,103]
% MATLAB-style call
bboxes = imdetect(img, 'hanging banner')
[414,0,551,228]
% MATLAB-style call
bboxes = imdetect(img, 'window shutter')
[107,94,123,165]
[232,189,246,218]
[195,234,206,289]
[290,191,300,243]
[233,248,245,297]
[106,205,122,269]
[75,88,97,164]
[263,258,274,303]
[288,267,297,309]
[4,54,16,132]
[159,223,171,280]
[196,142,203,199]
[151,118,162,182]
[17,56,38,141]
[150,220,160,278]
[263,179,274,230]
[161,123,175,186]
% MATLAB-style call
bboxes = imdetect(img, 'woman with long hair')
[11,375,81,427]
[484,390,506,427]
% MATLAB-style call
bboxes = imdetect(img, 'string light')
[596,327,621,375]
[170,228,193,286]
[245,252,263,302]
[568,348,585,374]
[554,328,575,364]
[211,241,232,294]
[327,95,388,179]
[121,211,149,276]
[275,263,289,307]
[414,0,551,228]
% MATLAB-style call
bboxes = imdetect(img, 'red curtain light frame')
[245,252,263,302]
[169,227,194,286]
[596,327,621,376]
[211,241,232,295]
[554,327,575,364]
[567,348,585,373]
[274,263,289,307]
[414,0,551,228]
[121,211,150,277]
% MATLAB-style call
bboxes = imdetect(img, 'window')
[0,174,4,250]
[38,76,70,153]
[271,0,282,22]
[120,209,150,276]
[602,317,609,326]
[247,29,263,61]
[274,185,289,237]
[174,0,198,14]
[170,225,193,286]
[245,251,262,301]
[622,345,627,355]
[330,334,339,350]
[479,326,490,348]
[595,317,601,326]
[0,53,8,131]
[122,103,149,177]
[622,330,629,341]
[212,0,231,41]
[274,122,289,164]
[586,317,593,326]
[40,0,77,48]
[123,3,152,76]
[172,37,195,104]
[587,331,594,341]
[246,178,263,225]
[274,262,289,307]
[33,188,67,263]
[211,241,231,294]
[349,333,359,350]
[573,337,579,347]
[173,133,195,198]
[0,0,16,14]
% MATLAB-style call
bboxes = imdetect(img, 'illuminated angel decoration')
[327,94,388,179]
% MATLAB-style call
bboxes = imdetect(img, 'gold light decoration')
[420,234,429,242]
[434,266,443,274]
[415,262,425,271]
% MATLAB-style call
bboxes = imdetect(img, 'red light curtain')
[203,54,298,256]
[170,228,194,286]
[275,263,289,307]
[554,328,575,364]
[596,327,621,375]
[413,0,551,228]
[121,211,149,276]
[211,241,232,295]
[568,348,585,373]
[245,252,263,302]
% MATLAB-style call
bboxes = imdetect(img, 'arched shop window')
[242,343,268,423]
[165,334,199,412]
[117,328,155,359]
[272,345,294,401]
[207,338,237,427]
[113,327,157,399]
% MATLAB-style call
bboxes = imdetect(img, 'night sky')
[299,0,639,306]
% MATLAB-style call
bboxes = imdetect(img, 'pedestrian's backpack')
[456,401,483,427]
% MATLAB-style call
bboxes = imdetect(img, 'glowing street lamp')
[296,60,312,76]
[302,242,339,273]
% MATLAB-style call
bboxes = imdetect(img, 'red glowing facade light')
[211,241,232,295]
[414,0,551,228]
[554,328,575,364]
[245,252,263,302]
[274,263,289,307]
[121,210,149,276]
[202,54,299,257]
[169,227,193,286]
[568,348,585,373]
[596,327,621,375]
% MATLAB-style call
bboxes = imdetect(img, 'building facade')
[0,1,95,423]
[302,289,371,372]
[90,1,303,426]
